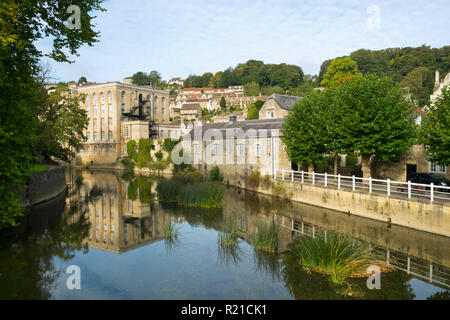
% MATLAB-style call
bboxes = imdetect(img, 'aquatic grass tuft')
[178,182,224,208]
[252,218,280,253]
[289,231,376,285]
[156,179,224,208]
[163,220,181,238]
[218,219,239,246]
[163,220,182,253]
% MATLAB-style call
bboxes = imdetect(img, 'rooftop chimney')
[434,70,440,91]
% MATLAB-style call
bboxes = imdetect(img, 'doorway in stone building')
[406,164,417,181]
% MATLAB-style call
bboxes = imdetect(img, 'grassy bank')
[30,164,49,174]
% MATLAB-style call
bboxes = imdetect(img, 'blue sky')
[37,0,450,83]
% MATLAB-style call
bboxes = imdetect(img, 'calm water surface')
[0,169,449,300]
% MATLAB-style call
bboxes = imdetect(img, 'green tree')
[338,75,416,177]
[148,70,162,87]
[420,85,450,165]
[261,86,285,95]
[400,67,434,107]
[281,91,330,172]
[244,81,260,96]
[220,96,227,109]
[320,57,363,87]
[254,100,264,111]
[78,76,87,84]
[131,71,150,86]
[136,138,152,167]
[0,0,104,228]
[127,140,137,161]
[33,84,89,162]
[247,104,259,120]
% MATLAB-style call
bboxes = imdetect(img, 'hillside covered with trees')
[318,45,450,107]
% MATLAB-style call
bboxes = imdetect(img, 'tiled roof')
[184,118,284,140]
[267,94,301,110]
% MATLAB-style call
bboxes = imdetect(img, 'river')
[0,169,449,300]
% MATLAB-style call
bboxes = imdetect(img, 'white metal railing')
[274,168,450,203]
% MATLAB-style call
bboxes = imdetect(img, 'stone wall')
[372,144,450,181]
[243,178,450,238]
[23,166,66,207]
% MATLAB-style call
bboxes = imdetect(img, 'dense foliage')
[420,85,450,165]
[131,70,162,87]
[183,60,304,92]
[0,0,104,228]
[319,45,450,105]
[320,57,362,87]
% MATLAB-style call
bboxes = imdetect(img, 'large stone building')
[71,81,170,165]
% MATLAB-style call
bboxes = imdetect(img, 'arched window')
[93,93,97,102]
[121,91,125,102]
[100,92,105,102]
[161,97,165,107]
[108,91,112,101]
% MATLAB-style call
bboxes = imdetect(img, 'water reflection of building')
[70,170,167,254]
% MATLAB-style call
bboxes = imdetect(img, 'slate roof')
[181,103,202,111]
[268,94,301,110]
[184,118,284,140]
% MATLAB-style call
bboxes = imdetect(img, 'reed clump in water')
[252,218,280,253]
[156,178,224,208]
[218,219,239,246]
[289,231,379,285]
[163,220,180,238]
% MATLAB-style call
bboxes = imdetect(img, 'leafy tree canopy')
[320,57,362,87]
[420,85,450,165]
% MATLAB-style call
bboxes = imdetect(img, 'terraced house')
[71,81,170,165]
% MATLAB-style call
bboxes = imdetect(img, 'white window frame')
[212,143,221,155]
[193,143,200,154]
[430,161,446,173]
[237,143,245,156]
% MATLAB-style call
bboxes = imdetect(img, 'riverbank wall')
[21,165,67,207]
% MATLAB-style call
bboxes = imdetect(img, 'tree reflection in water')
[0,194,90,299]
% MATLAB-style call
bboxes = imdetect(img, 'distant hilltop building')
[168,77,184,86]
[170,85,257,113]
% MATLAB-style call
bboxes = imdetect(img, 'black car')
[408,173,450,193]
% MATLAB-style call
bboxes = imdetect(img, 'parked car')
[408,173,450,193]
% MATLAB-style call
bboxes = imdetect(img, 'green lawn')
[31,164,50,174]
